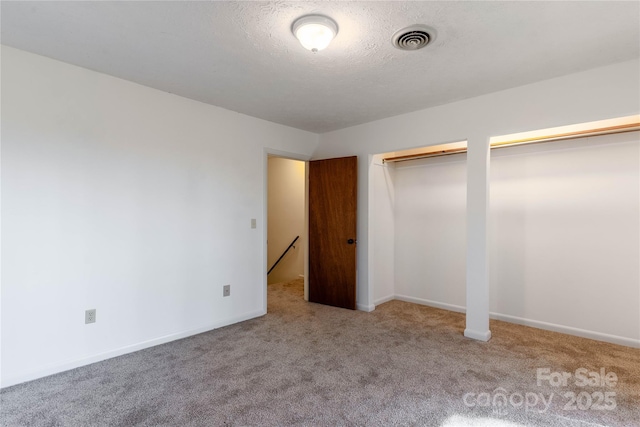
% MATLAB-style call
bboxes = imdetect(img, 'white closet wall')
[387,131,639,345]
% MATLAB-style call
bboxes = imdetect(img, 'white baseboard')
[1,309,266,389]
[390,295,640,348]
[374,294,395,306]
[357,303,376,312]
[490,312,640,349]
[394,294,466,314]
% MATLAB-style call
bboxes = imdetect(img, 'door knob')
[347,239,356,245]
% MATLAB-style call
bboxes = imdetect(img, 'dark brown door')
[308,156,357,310]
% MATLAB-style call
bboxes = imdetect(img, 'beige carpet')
[1,278,639,426]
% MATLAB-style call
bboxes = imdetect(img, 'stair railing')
[268,236,300,275]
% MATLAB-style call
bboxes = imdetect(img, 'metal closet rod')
[382,122,640,164]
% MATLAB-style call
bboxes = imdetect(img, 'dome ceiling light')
[292,15,338,53]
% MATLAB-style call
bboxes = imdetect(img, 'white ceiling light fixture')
[292,15,338,53]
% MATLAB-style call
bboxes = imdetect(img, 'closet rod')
[490,122,640,148]
[382,147,467,163]
[383,121,640,164]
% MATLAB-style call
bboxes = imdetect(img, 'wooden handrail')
[268,236,300,275]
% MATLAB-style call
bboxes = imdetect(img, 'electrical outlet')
[223,284,231,297]
[85,309,96,324]
[251,218,257,229]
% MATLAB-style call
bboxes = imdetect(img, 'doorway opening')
[266,156,307,308]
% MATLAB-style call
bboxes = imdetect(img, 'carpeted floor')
[1,278,639,426]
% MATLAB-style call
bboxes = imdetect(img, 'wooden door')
[308,156,357,309]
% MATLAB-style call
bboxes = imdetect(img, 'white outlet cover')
[85,309,96,324]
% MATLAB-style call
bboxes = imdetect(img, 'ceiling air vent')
[392,25,435,51]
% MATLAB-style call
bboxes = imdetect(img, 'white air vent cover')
[392,25,435,50]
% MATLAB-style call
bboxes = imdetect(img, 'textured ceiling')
[2,1,639,133]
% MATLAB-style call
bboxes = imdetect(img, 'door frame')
[263,148,311,313]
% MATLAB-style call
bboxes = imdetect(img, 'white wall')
[392,132,639,345]
[394,154,467,310]
[370,156,395,305]
[315,58,640,317]
[267,157,305,285]
[1,46,318,387]
[490,132,639,343]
